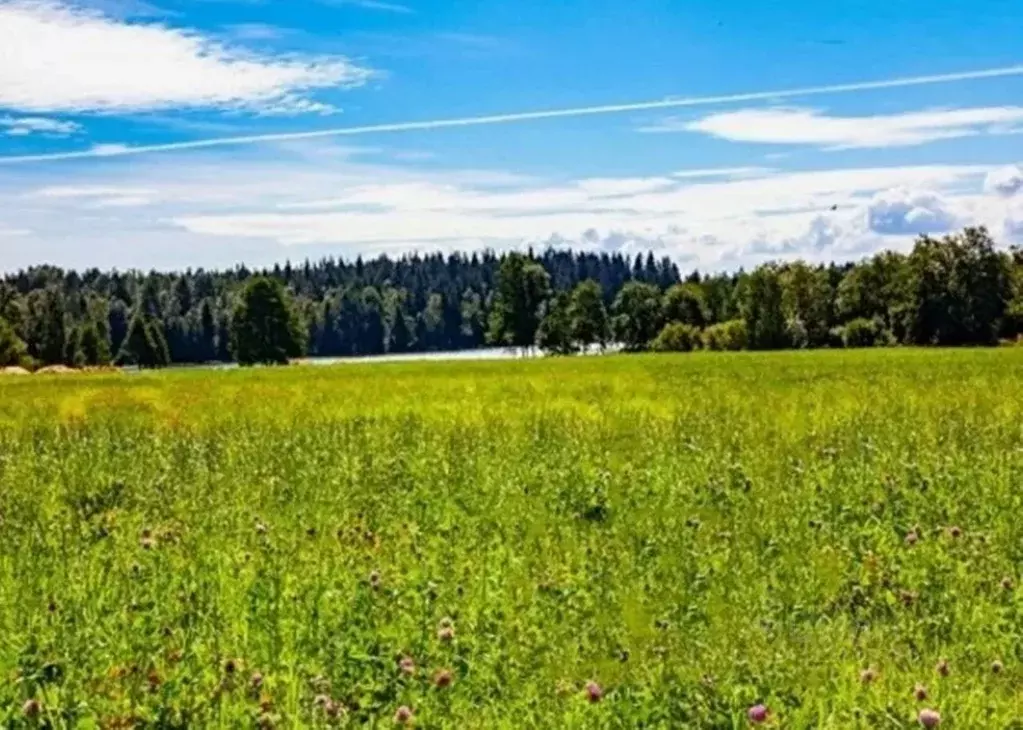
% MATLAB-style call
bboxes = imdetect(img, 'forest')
[0,225,1021,368]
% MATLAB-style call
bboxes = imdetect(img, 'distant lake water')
[151,346,615,372]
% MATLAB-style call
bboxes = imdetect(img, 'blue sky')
[0,0,1021,272]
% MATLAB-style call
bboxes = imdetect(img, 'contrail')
[2,64,1022,164]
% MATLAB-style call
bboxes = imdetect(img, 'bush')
[652,322,702,352]
[786,318,809,349]
[838,317,882,348]
[702,319,747,351]
[0,318,29,368]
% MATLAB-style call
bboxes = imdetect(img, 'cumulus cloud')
[984,165,1023,197]
[0,141,1015,272]
[1006,218,1023,241]
[157,161,996,272]
[0,115,80,136]
[0,0,372,114]
[650,106,1023,149]
[865,188,958,235]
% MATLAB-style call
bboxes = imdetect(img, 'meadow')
[2,349,1023,728]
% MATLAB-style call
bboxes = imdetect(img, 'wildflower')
[313,694,331,709]
[22,699,41,718]
[747,704,768,723]
[325,700,344,719]
[399,656,416,676]
[434,668,453,688]
[935,659,949,677]
[992,660,1004,674]
[394,705,413,724]
[255,522,268,535]
[860,667,877,684]
[586,680,602,703]
[438,617,455,642]
[914,684,928,701]
[918,708,941,727]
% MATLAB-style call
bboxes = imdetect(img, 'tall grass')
[2,350,1023,727]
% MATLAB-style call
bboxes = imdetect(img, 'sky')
[0,0,1022,273]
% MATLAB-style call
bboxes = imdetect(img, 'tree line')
[0,226,1021,368]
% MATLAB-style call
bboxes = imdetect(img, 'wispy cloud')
[3,63,1022,164]
[650,105,1023,149]
[670,167,772,180]
[30,184,156,198]
[323,0,412,14]
[3,137,1020,272]
[0,0,372,114]
[0,115,80,136]
[223,23,290,41]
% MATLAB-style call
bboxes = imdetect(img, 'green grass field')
[3,350,1023,728]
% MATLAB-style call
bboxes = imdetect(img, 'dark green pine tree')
[78,318,111,366]
[196,299,219,362]
[116,312,170,368]
[230,277,306,365]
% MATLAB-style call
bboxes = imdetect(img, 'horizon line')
[2,64,1023,164]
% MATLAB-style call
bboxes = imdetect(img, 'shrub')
[702,319,747,351]
[838,317,882,348]
[652,322,702,352]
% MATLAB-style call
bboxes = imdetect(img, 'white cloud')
[90,144,133,157]
[163,159,993,256]
[0,115,80,136]
[224,23,289,41]
[575,177,677,197]
[984,165,1023,197]
[6,65,1023,164]
[1,139,1018,273]
[31,184,155,198]
[865,188,958,235]
[671,167,773,180]
[0,0,372,114]
[325,0,413,13]
[652,106,1023,149]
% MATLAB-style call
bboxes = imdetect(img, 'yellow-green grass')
[2,350,1023,728]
